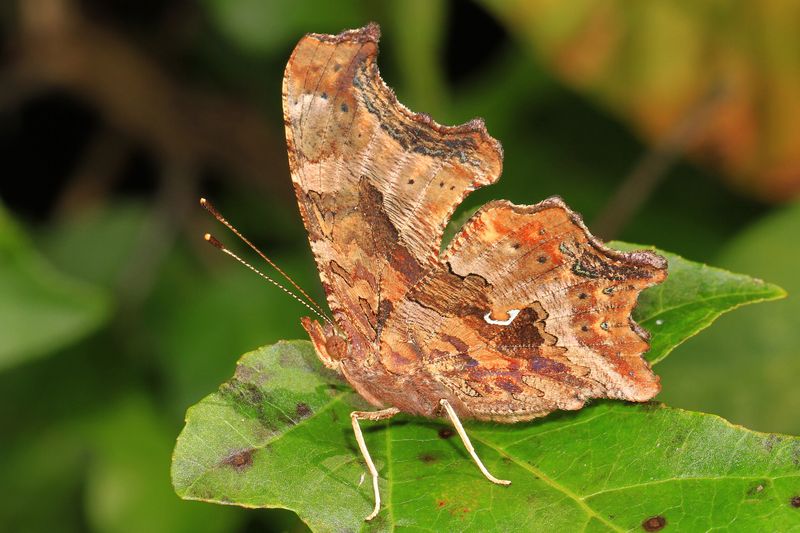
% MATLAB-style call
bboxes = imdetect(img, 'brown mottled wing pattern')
[382,198,667,421]
[284,23,667,422]
[283,24,501,362]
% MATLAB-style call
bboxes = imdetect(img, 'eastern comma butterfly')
[209,23,668,521]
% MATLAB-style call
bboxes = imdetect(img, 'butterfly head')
[301,317,348,370]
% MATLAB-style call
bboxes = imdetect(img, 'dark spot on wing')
[495,377,523,394]
[443,334,469,354]
[494,306,548,354]
[571,244,656,281]
[358,178,423,282]
[340,102,349,112]
[464,356,479,368]
[529,356,567,374]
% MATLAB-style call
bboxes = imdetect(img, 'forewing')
[382,197,667,421]
[283,24,502,353]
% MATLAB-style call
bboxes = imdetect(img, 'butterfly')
[281,23,667,521]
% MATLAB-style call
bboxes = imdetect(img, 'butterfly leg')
[439,399,511,486]
[350,407,400,521]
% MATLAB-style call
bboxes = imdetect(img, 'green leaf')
[386,0,448,118]
[610,242,787,365]
[41,202,150,287]
[202,0,363,55]
[655,202,800,434]
[173,342,800,532]
[0,204,110,370]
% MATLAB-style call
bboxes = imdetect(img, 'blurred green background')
[1,1,798,531]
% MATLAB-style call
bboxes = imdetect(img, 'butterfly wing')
[381,198,667,421]
[284,24,667,421]
[283,24,502,358]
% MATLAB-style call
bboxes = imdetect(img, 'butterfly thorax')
[301,316,446,417]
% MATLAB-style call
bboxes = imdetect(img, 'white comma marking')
[483,309,521,326]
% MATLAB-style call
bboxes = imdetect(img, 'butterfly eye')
[483,309,520,326]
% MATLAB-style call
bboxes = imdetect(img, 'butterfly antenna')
[199,197,329,319]
[203,233,335,328]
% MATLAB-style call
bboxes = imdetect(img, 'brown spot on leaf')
[218,380,277,431]
[642,515,666,531]
[763,434,781,451]
[222,448,255,472]
[296,402,312,418]
[418,452,438,463]
[438,427,454,439]
[791,496,800,508]
[437,499,447,508]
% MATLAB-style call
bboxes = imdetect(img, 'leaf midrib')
[638,289,782,323]
[581,472,800,500]
[470,433,625,532]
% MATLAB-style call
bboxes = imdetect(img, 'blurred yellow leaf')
[482,0,800,201]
